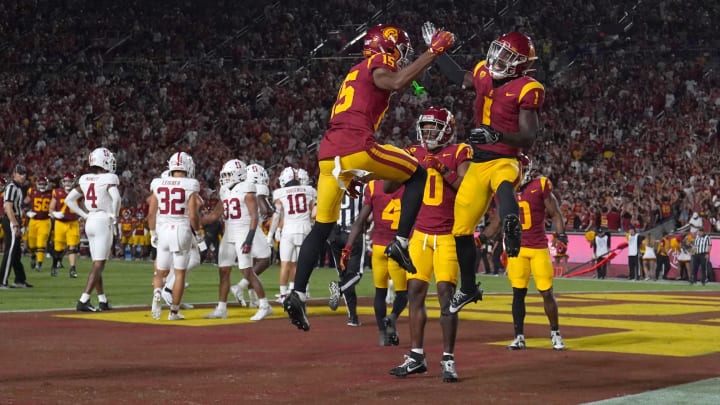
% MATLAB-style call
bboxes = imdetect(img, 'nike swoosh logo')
[506,92,516,97]
[407,362,424,372]
[442,153,451,157]
[531,189,538,193]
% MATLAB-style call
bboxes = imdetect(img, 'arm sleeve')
[65,189,87,219]
[109,187,121,218]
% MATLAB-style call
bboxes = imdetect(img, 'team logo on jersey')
[479,70,487,78]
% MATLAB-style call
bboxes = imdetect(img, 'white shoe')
[507,335,526,350]
[180,302,194,309]
[151,294,162,320]
[168,312,185,321]
[204,307,228,319]
[161,288,173,306]
[275,294,287,304]
[248,289,259,308]
[551,331,566,351]
[250,305,273,321]
[230,285,247,307]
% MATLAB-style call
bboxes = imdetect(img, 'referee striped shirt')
[3,181,23,219]
[693,233,711,254]
[337,184,363,230]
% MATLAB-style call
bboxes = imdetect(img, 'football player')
[147,152,202,321]
[267,166,316,303]
[201,159,273,321]
[48,172,81,278]
[65,147,122,312]
[285,23,456,332]
[24,176,53,272]
[422,23,544,313]
[389,107,471,382]
[483,155,566,351]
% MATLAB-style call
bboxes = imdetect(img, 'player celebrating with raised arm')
[284,23,456,332]
[389,107,471,382]
[422,22,544,313]
[65,148,121,312]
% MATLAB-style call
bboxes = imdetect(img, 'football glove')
[422,154,446,173]
[241,241,252,254]
[421,21,436,47]
[26,211,36,218]
[150,230,158,248]
[345,177,365,199]
[51,211,64,220]
[340,245,352,271]
[469,125,502,145]
[428,29,455,55]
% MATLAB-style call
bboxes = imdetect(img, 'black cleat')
[76,301,98,312]
[284,291,310,331]
[99,302,113,311]
[503,214,522,257]
[383,316,400,346]
[440,355,459,382]
[389,352,427,377]
[384,239,416,274]
[447,283,483,314]
[69,267,78,278]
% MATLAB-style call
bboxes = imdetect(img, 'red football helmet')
[519,154,534,185]
[362,24,413,68]
[36,176,49,192]
[416,106,456,150]
[62,172,76,191]
[486,32,537,79]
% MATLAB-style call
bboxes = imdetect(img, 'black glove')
[469,125,502,145]
[557,233,568,244]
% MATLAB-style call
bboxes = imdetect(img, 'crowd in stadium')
[1,0,719,238]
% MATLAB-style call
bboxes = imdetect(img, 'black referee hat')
[14,164,27,175]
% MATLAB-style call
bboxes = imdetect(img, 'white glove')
[421,21,437,47]
[150,230,158,248]
[274,228,282,242]
[266,235,273,245]
[51,211,64,220]
[26,211,36,218]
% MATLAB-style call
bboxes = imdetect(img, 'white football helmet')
[278,166,298,187]
[167,152,195,177]
[297,168,310,185]
[220,159,247,187]
[246,163,269,186]
[88,147,116,173]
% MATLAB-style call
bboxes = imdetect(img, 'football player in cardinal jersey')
[285,23,457,331]
[267,166,316,303]
[422,23,544,313]
[23,176,53,272]
[201,159,273,321]
[483,155,566,351]
[147,152,202,321]
[390,107,472,381]
[65,147,122,312]
[48,172,81,278]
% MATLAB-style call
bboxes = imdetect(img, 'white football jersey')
[150,176,200,224]
[78,172,120,213]
[221,181,257,242]
[272,185,315,234]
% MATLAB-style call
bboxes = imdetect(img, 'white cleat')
[507,334,526,350]
[179,302,194,309]
[151,294,162,320]
[168,312,185,321]
[551,331,566,351]
[250,305,273,321]
[248,289,259,308]
[230,285,247,307]
[204,307,228,319]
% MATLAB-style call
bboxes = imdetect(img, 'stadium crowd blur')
[1,0,719,239]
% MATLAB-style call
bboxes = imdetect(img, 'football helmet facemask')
[363,24,413,69]
[62,172,76,191]
[219,159,247,187]
[246,164,269,186]
[167,152,195,178]
[89,147,116,173]
[36,176,49,192]
[519,154,534,186]
[486,31,537,80]
[416,106,456,150]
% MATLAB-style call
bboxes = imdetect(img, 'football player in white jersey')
[147,152,203,321]
[267,166,317,302]
[65,147,121,312]
[202,160,273,320]
[230,163,273,307]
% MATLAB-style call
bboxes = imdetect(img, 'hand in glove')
[340,245,352,271]
[469,125,502,145]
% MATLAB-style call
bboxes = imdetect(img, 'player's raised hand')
[421,21,436,47]
[428,29,455,55]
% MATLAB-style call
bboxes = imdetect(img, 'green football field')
[1,257,718,312]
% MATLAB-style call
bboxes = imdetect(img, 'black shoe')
[384,239,416,274]
[383,316,400,346]
[69,267,78,278]
[389,352,427,377]
[30,256,36,269]
[447,283,483,314]
[11,282,33,288]
[35,264,42,272]
[283,291,310,331]
[51,268,58,277]
[76,301,98,312]
[440,355,459,383]
[503,214,521,257]
[99,302,112,311]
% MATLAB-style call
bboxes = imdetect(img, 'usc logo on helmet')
[382,27,399,42]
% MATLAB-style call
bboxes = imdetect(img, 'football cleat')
[99,301,112,311]
[151,294,162,320]
[204,307,228,319]
[328,281,341,311]
[250,305,273,321]
[447,283,483,314]
[551,331,566,351]
[440,355,459,383]
[168,312,185,321]
[507,335,526,350]
[76,301,98,312]
[385,239,416,274]
[231,284,247,307]
[284,291,310,331]
[503,214,522,257]
[389,352,427,377]
[384,316,399,346]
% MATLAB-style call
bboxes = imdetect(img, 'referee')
[690,228,712,285]
[1,164,32,288]
[326,183,365,326]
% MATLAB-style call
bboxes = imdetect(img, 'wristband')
[443,170,459,184]
[244,229,256,245]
